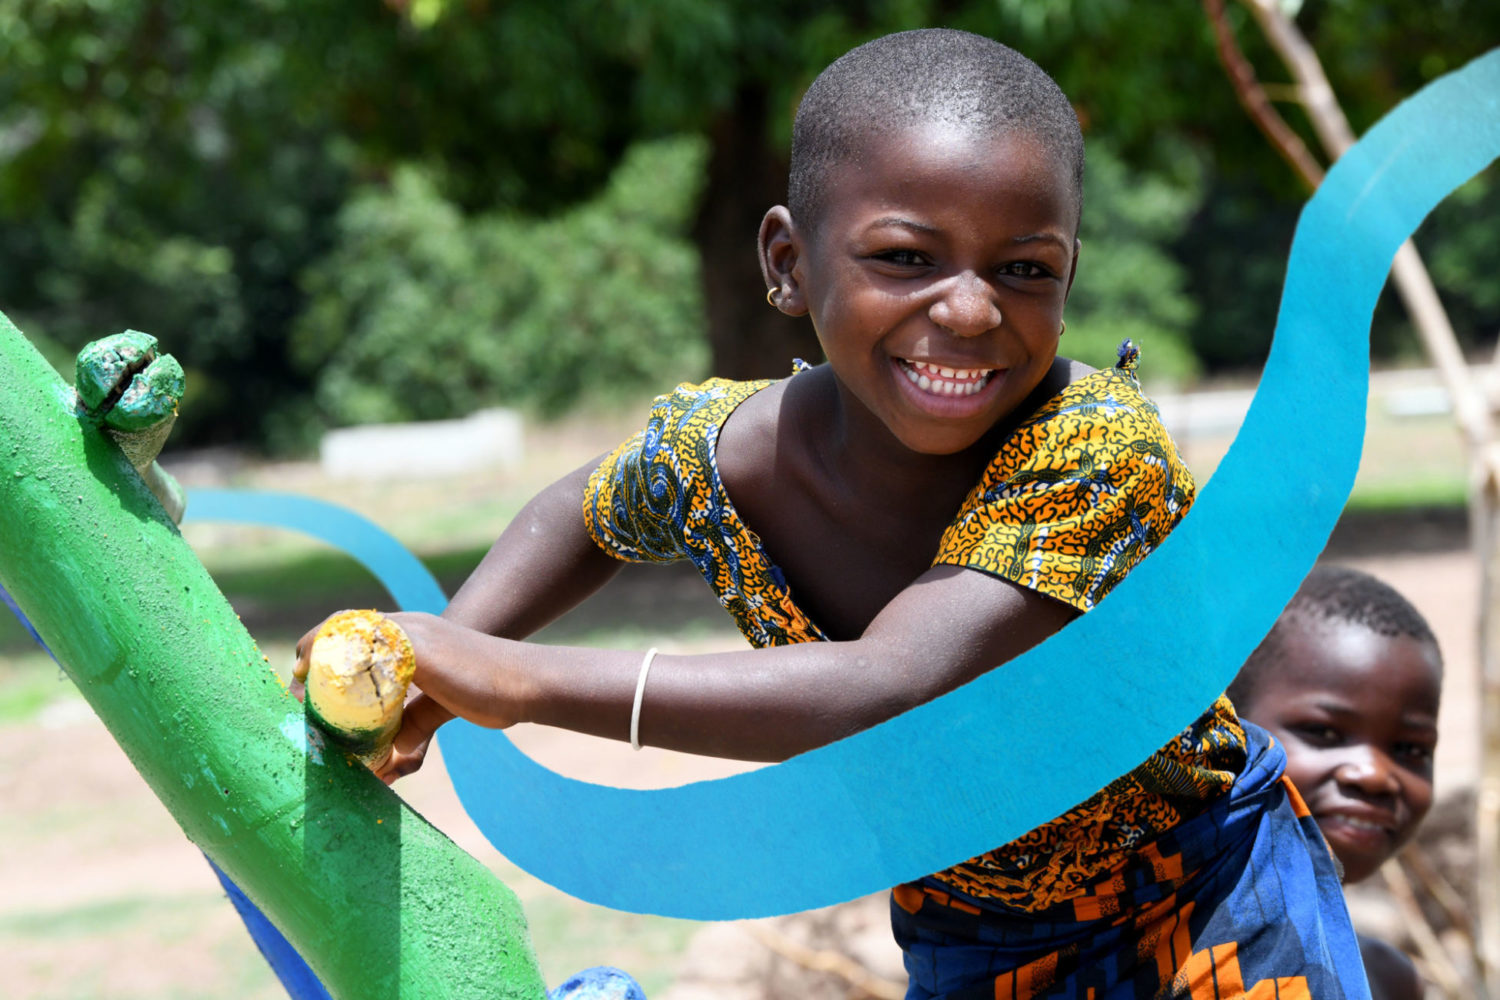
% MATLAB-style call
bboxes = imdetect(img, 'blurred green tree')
[1066,143,1205,386]
[0,0,354,442]
[2,0,1495,448]
[266,0,1500,378]
[288,138,709,447]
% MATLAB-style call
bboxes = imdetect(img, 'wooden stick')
[1400,842,1476,947]
[1200,0,1324,189]
[1211,3,1500,988]
[744,922,906,1000]
[1381,858,1471,1000]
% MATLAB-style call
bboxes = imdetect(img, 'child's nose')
[1333,748,1402,796]
[929,272,1002,337]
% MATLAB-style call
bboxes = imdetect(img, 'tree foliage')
[0,0,352,442]
[288,138,708,447]
[1066,143,1205,385]
[1,0,1495,449]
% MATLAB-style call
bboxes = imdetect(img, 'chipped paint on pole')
[0,316,545,1000]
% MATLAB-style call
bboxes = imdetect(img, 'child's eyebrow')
[1011,232,1074,252]
[862,217,1073,252]
[864,217,940,235]
[1399,713,1440,733]
[1309,699,1439,733]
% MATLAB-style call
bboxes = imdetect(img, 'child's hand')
[369,691,452,784]
[294,611,474,782]
[293,610,425,774]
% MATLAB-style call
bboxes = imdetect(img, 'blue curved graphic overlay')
[183,490,447,614]
[191,52,1500,921]
[439,51,1499,918]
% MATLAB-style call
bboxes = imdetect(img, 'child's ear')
[758,206,808,316]
[1063,238,1081,304]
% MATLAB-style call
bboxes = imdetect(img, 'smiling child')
[1231,565,1443,1000]
[300,28,1371,998]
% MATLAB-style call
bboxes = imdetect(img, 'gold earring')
[766,286,781,307]
[1059,320,1067,335]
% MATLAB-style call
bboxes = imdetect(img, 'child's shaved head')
[789,28,1085,232]
[1229,565,1442,708]
[1229,564,1442,886]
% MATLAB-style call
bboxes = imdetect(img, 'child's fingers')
[371,694,450,783]
[375,744,428,785]
[395,695,448,753]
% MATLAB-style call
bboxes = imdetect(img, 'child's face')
[779,124,1079,456]
[1240,619,1440,884]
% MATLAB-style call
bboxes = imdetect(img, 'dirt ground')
[2,536,1479,999]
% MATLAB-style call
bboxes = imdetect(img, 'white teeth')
[900,360,994,397]
[1328,815,1386,832]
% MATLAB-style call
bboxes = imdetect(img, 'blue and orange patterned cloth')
[891,723,1368,998]
[583,345,1370,996]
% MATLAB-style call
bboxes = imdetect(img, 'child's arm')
[365,560,1077,763]
[442,459,627,638]
[331,458,626,780]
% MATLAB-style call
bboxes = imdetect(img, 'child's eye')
[871,249,929,267]
[1292,724,1343,746]
[1395,742,1435,765]
[998,261,1049,279]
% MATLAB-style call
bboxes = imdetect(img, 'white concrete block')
[319,408,523,480]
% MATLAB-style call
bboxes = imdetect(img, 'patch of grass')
[0,650,74,724]
[0,896,169,938]
[1346,473,1469,512]
[191,540,487,610]
[4,893,284,1000]
[0,613,27,649]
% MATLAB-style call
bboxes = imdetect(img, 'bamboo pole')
[1234,5,1500,988]
[1207,4,1500,992]
[0,317,545,1000]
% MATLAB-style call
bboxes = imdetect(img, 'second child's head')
[1228,566,1443,883]
[760,29,1085,456]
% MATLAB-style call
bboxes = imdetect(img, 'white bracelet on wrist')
[629,647,659,751]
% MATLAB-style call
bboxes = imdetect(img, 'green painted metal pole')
[0,316,545,1000]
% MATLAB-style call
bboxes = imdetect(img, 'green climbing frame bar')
[0,316,545,1000]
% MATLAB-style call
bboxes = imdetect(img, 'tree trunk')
[693,87,823,380]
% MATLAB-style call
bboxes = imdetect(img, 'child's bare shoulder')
[714,368,824,493]
[1358,934,1423,1000]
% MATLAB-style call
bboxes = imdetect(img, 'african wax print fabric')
[891,723,1371,999]
[583,346,1245,909]
[931,346,1194,612]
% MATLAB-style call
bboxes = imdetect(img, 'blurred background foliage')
[0,0,1496,451]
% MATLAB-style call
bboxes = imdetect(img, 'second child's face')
[1241,619,1441,884]
[790,125,1079,456]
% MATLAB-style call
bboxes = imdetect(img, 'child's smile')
[769,123,1080,457]
[896,359,996,398]
[1242,619,1441,884]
